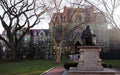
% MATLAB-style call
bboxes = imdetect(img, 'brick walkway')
[42,67,65,75]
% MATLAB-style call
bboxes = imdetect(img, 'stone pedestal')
[68,46,116,75]
[77,46,103,71]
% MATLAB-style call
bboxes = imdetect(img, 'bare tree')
[0,0,45,60]
[40,0,84,63]
[85,0,120,30]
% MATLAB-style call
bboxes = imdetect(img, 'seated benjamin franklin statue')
[82,25,94,46]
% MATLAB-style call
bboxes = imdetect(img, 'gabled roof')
[73,33,83,45]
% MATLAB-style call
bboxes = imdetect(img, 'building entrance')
[75,41,81,54]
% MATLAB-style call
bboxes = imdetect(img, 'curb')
[40,67,55,75]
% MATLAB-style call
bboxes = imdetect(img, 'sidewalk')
[41,66,65,75]
[41,67,120,75]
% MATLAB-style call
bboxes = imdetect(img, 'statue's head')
[86,25,90,30]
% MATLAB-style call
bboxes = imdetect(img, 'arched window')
[38,30,45,41]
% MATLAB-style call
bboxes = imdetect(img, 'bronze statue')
[82,25,93,46]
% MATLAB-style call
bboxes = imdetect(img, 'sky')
[0,0,120,34]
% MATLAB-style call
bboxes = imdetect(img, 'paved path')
[41,67,120,75]
[41,66,65,75]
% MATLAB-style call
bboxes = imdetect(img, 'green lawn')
[0,59,120,75]
[103,59,120,68]
[0,59,71,75]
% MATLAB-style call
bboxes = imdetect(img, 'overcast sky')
[0,0,120,34]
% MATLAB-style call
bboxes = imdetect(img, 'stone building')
[0,28,49,59]
[100,29,120,59]
[108,29,120,52]
[49,5,109,54]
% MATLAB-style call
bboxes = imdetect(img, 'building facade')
[0,29,50,59]
[49,5,109,54]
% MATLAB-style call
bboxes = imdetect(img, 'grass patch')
[0,59,72,75]
[103,59,120,68]
[0,59,120,75]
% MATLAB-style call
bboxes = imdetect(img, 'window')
[75,15,81,22]
[38,31,45,41]
[63,16,67,22]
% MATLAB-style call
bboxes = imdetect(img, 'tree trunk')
[9,43,16,61]
[56,48,61,63]
[52,39,62,63]
[11,48,16,61]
